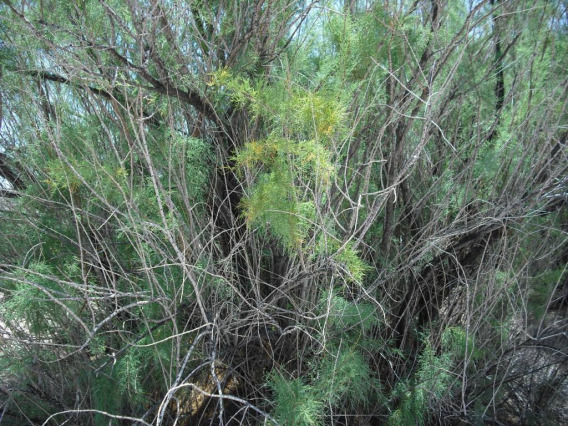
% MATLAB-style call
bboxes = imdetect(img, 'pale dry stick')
[0,274,92,339]
[347,1,493,242]
[133,323,212,348]
[0,265,132,297]
[184,239,288,330]
[91,306,203,375]
[317,274,337,355]
[42,409,151,426]
[209,320,226,425]
[353,29,474,250]
[61,299,162,363]
[156,330,211,425]
[156,374,279,425]
[40,117,132,227]
[131,103,210,325]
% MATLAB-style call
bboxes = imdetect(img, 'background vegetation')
[0,0,566,424]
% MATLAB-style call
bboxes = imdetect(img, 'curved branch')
[0,152,25,194]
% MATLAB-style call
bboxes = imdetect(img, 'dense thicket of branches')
[0,0,567,424]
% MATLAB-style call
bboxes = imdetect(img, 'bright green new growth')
[235,136,332,248]
[267,292,381,424]
[1,262,71,336]
[268,374,324,426]
[217,66,341,249]
[317,290,380,343]
[315,346,379,410]
[389,327,472,425]
[1,0,566,424]
[334,242,369,283]
[268,346,379,426]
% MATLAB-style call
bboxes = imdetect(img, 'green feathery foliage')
[268,373,324,426]
[314,346,380,410]
[389,327,473,425]
[1,0,567,424]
